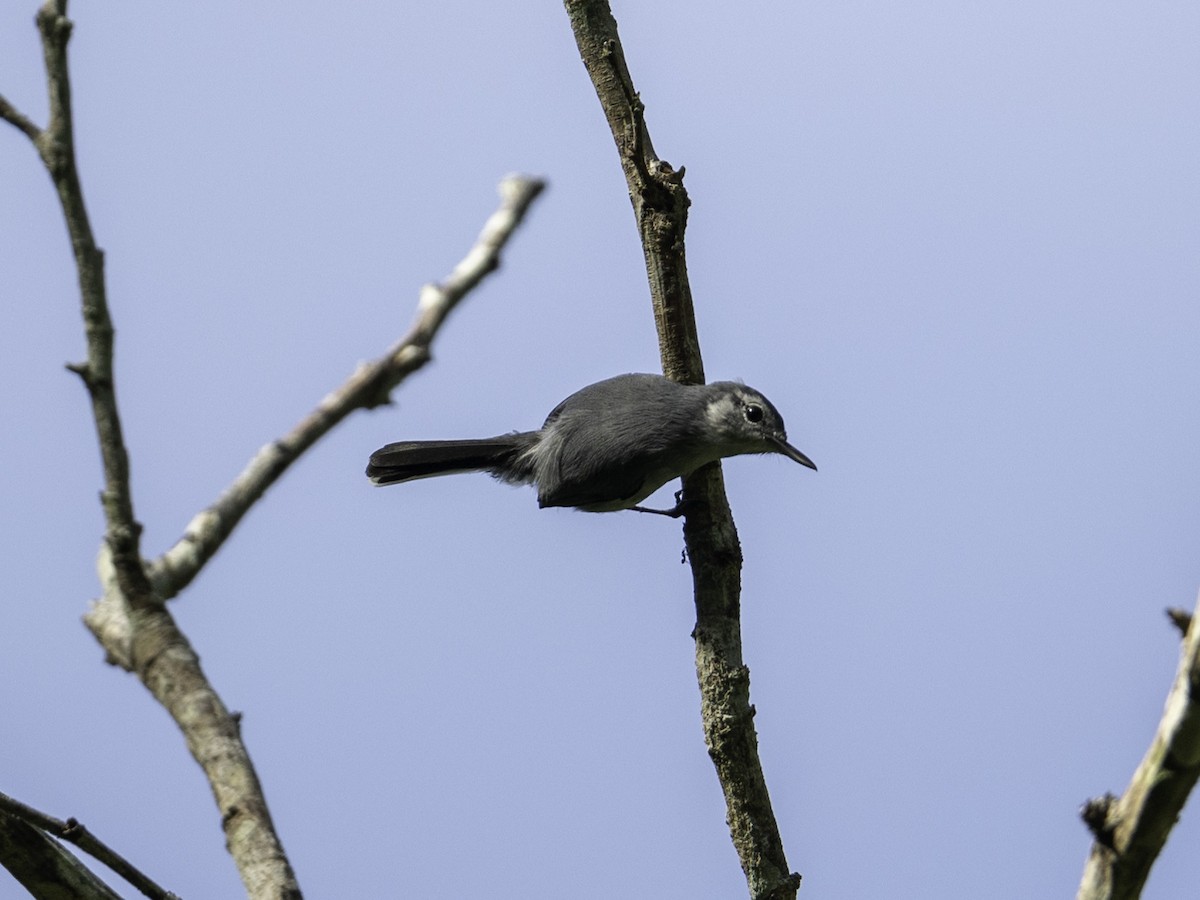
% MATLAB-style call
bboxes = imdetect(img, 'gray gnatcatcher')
[366,373,816,516]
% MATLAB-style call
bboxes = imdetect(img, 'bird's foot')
[631,490,703,519]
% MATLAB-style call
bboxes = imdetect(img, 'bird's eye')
[744,403,764,423]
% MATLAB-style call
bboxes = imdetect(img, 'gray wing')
[536,375,705,509]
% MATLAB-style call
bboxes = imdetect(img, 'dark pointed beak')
[771,435,817,471]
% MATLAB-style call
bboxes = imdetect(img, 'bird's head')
[703,383,817,470]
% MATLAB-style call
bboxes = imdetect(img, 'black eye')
[744,403,764,423]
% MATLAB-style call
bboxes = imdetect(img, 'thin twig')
[562,2,800,898]
[1076,591,1200,900]
[0,792,178,900]
[0,94,43,140]
[143,173,545,602]
[14,0,154,607]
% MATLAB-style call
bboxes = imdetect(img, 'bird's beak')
[771,435,817,471]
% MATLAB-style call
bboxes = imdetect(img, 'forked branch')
[3,3,544,898]
[3,4,300,896]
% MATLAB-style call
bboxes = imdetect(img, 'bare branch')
[0,791,178,900]
[85,555,303,900]
[1076,590,1200,900]
[22,0,152,607]
[143,173,545,601]
[81,173,542,898]
[562,0,701,386]
[10,0,544,895]
[13,5,544,897]
[562,2,800,898]
[14,3,300,895]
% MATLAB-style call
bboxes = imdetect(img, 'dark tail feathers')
[366,435,535,486]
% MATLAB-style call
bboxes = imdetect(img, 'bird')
[366,373,816,515]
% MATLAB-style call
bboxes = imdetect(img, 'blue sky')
[2,2,1199,897]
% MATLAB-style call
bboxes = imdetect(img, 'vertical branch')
[562,2,801,897]
[34,0,149,603]
[562,0,701,385]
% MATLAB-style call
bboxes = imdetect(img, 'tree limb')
[562,3,800,897]
[1,1,153,607]
[1076,592,1200,900]
[0,792,178,900]
[7,3,545,895]
[8,3,293,896]
[143,173,545,602]
[83,173,543,895]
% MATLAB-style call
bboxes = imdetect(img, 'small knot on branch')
[755,871,802,900]
[64,359,92,385]
[61,817,87,840]
[35,2,72,43]
[648,158,685,185]
[1080,793,1118,849]
[1167,607,1192,638]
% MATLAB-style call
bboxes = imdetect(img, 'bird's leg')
[631,489,699,519]
[630,503,684,518]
